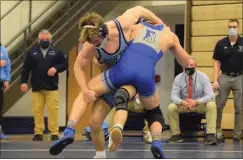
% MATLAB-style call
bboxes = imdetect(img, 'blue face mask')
[228,28,237,36]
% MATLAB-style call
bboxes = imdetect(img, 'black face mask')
[39,40,50,49]
[185,67,195,75]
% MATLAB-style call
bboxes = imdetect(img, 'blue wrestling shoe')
[151,141,166,159]
[49,128,75,155]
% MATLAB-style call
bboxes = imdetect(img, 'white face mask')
[135,97,141,104]
[96,37,107,49]
[228,28,237,36]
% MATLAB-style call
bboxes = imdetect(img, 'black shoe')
[204,134,217,145]
[167,135,183,143]
[51,135,59,141]
[33,134,43,141]
[233,137,240,143]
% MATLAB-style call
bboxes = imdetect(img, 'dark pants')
[0,81,4,127]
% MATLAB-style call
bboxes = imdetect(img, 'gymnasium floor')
[1,134,242,159]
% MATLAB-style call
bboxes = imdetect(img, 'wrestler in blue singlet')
[103,21,164,97]
[98,19,129,107]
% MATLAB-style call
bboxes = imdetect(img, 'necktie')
[188,76,193,99]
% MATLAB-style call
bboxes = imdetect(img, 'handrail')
[5,0,59,48]
[52,0,91,38]
[10,0,92,82]
[8,1,69,58]
[1,0,24,20]
[10,0,80,66]
[54,1,99,45]
[48,0,81,31]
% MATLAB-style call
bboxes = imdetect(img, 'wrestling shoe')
[151,141,166,159]
[49,128,75,155]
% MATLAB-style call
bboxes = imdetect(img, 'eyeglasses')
[228,26,238,28]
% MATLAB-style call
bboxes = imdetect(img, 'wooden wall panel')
[192,52,213,67]
[192,3,242,21]
[192,0,242,6]
[184,0,192,53]
[191,36,224,52]
[197,67,214,82]
[191,19,243,36]
[222,99,234,129]
[222,114,234,129]
[91,63,102,78]
[223,99,234,114]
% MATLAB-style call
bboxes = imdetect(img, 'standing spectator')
[20,30,67,141]
[213,19,243,142]
[167,56,217,145]
[0,42,11,140]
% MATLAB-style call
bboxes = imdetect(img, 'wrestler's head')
[79,12,108,48]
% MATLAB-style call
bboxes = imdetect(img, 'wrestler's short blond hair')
[79,12,105,42]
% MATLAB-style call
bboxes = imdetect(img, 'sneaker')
[167,135,183,143]
[32,134,43,141]
[108,127,122,152]
[93,152,106,159]
[49,128,75,155]
[0,132,10,140]
[233,137,240,143]
[51,135,59,141]
[216,129,225,143]
[151,141,166,159]
[204,134,217,145]
[143,131,152,143]
[93,155,106,159]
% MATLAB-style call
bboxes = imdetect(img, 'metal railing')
[9,1,69,66]
[5,1,60,49]
[9,0,92,87]
[1,0,24,20]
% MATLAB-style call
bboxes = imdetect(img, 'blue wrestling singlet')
[97,19,128,107]
[103,21,164,97]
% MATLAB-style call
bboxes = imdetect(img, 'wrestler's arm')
[170,32,190,67]
[93,56,109,70]
[116,6,162,28]
[74,42,96,91]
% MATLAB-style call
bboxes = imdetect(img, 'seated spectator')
[167,56,217,145]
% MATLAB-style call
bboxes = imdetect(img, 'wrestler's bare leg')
[49,73,110,155]
[109,85,136,152]
[90,99,111,158]
[68,73,111,129]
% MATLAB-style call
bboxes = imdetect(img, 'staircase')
[2,0,120,114]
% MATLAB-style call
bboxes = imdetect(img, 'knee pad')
[115,88,130,111]
[145,106,164,129]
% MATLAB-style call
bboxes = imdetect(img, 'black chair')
[179,112,206,132]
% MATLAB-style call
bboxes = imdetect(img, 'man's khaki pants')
[168,101,217,135]
[109,101,150,132]
[32,90,59,135]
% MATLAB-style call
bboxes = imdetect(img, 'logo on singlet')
[103,53,123,66]
[143,29,156,43]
